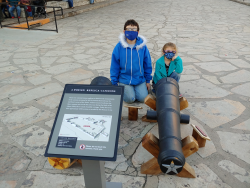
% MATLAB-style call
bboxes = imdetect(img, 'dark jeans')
[68,0,73,7]
[9,6,21,17]
[2,5,10,18]
[152,72,180,93]
[31,6,36,16]
[0,8,3,22]
[169,71,180,83]
[63,0,73,7]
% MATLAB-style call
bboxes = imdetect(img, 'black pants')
[0,9,3,22]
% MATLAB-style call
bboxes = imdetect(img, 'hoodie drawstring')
[125,48,127,71]
[130,48,132,85]
[137,49,142,75]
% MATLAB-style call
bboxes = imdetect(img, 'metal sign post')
[81,160,122,188]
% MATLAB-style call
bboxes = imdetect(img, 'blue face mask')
[125,31,138,41]
[164,52,175,59]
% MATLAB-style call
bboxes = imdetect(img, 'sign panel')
[44,84,124,161]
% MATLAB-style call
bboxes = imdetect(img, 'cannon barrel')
[154,77,186,175]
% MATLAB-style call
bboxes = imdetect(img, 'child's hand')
[172,55,177,61]
[146,83,151,90]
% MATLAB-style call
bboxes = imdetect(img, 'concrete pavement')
[0,0,250,187]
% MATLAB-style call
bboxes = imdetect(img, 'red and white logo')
[79,144,85,150]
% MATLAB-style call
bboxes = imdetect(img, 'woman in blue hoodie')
[110,19,152,104]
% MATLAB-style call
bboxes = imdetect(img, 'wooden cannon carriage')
[141,77,210,178]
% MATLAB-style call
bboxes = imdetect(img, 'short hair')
[162,42,178,55]
[124,19,139,31]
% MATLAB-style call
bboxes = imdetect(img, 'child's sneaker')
[12,16,14,19]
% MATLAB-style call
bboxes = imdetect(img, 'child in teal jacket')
[153,42,183,84]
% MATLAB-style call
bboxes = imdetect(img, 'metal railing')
[0,3,63,33]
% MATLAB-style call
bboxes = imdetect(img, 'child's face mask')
[125,31,138,41]
[164,52,175,59]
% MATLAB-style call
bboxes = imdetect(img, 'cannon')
[151,77,189,174]
[141,77,210,178]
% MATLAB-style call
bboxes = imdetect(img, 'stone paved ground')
[0,0,250,187]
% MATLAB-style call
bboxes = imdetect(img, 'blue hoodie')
[110,33,152,86]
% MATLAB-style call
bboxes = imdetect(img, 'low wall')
[14,0,107,17]
[47,0,106,13]
[235,0,250,2]
[230,0,250,5]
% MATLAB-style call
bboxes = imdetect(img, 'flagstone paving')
[0,0,250,187]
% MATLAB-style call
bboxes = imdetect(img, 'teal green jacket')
[153,56,183,84]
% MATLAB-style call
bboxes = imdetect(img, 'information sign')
[45,84,124,161]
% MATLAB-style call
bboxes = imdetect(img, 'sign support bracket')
[81,160,122,188]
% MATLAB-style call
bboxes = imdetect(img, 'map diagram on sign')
[58,114,112,142]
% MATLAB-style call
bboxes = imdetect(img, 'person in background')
[7,0,21,18]
[33,0,47,17]
[1,0,11,18]
[21,0,32,17]
[64,0,73,8]
[110,19,152,104]
[30,0,35,17]
[0,1,3,21]
[26,5,32,17]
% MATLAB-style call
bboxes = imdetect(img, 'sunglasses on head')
[164,50,176,53]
